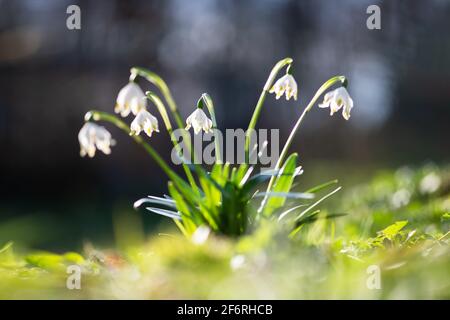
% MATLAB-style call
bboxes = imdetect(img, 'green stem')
[260,76,347,213]
[145,91,200,193]
[245,57,293,163]
[85,110,183,183]
[130,67,184,130]
[201,93,222,164]
[131,67,195,163]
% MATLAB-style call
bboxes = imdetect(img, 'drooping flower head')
[185,98,213,134]
[269,65,298,100]
[78,122,115,158]
[318,87,354,120]
[115,82,147,117]
[130,109,159,137]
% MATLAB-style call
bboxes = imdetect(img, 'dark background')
[0,0,449,250]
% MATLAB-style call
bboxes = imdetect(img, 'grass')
[0,164,448,299]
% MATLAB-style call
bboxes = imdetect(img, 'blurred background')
[0,0,449,250]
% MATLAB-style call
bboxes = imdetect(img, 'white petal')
[115,82,147,118]
[270,74,298,101]
[78,122,114,157]
[185,108,213,134]
[319,87,354,120]
[330,100,343,115]
[318,91,334,109]
[130,109,159,137]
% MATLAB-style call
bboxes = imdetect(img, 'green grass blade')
[262,153,298,216]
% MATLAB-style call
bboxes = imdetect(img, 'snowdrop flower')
[115,82,147,117]
[319,87,354,120]
[185,108,213,134]
[78,122,115,158]
[130,109,159,137]
[269,74,298,100]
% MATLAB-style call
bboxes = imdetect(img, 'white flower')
[391,189,411,209]
[115,82,147,117]
[185,108,213,134]
[420,172,441,194]
[78,122,115,158]
[269,74,298,100]
[319,87,354,120]
[230,255,246,271]
[130,109,159,137]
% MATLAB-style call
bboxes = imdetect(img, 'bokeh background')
[1,0,449,250]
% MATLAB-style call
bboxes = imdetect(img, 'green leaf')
[262,153,298,216]
[305,179,338,193]
[220,181,247,236]
[0,241,13,254]
[168,182,201,234]
[254,192,314,199]
[379,221,408,240]
[296,212,347,227]
[234,163,249,185]
[294,187,342,222]
[290,212,347,237]
[63,252,85,264]
[240,173,273,198]
[26,253,65,271]
[134,196,177,209]
[278,204,309,221]
[146,207,182,220]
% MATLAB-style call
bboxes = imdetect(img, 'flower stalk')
[131,67,195,162]
[200,93,222,164]
[130,67,184,131]
[260,75,347,213]
[245,57,293,162]
[84,110,183,184]
[145,91,199,193]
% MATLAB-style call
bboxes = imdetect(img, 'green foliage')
[379,221,408,241]
[262,153,299,216]
[0,165,449,299]
[137,153,342,237]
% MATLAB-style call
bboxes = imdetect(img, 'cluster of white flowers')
[115,82,160,137]
[269,67,353,121]
[78,79,216,157]
[79,64,354,157]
